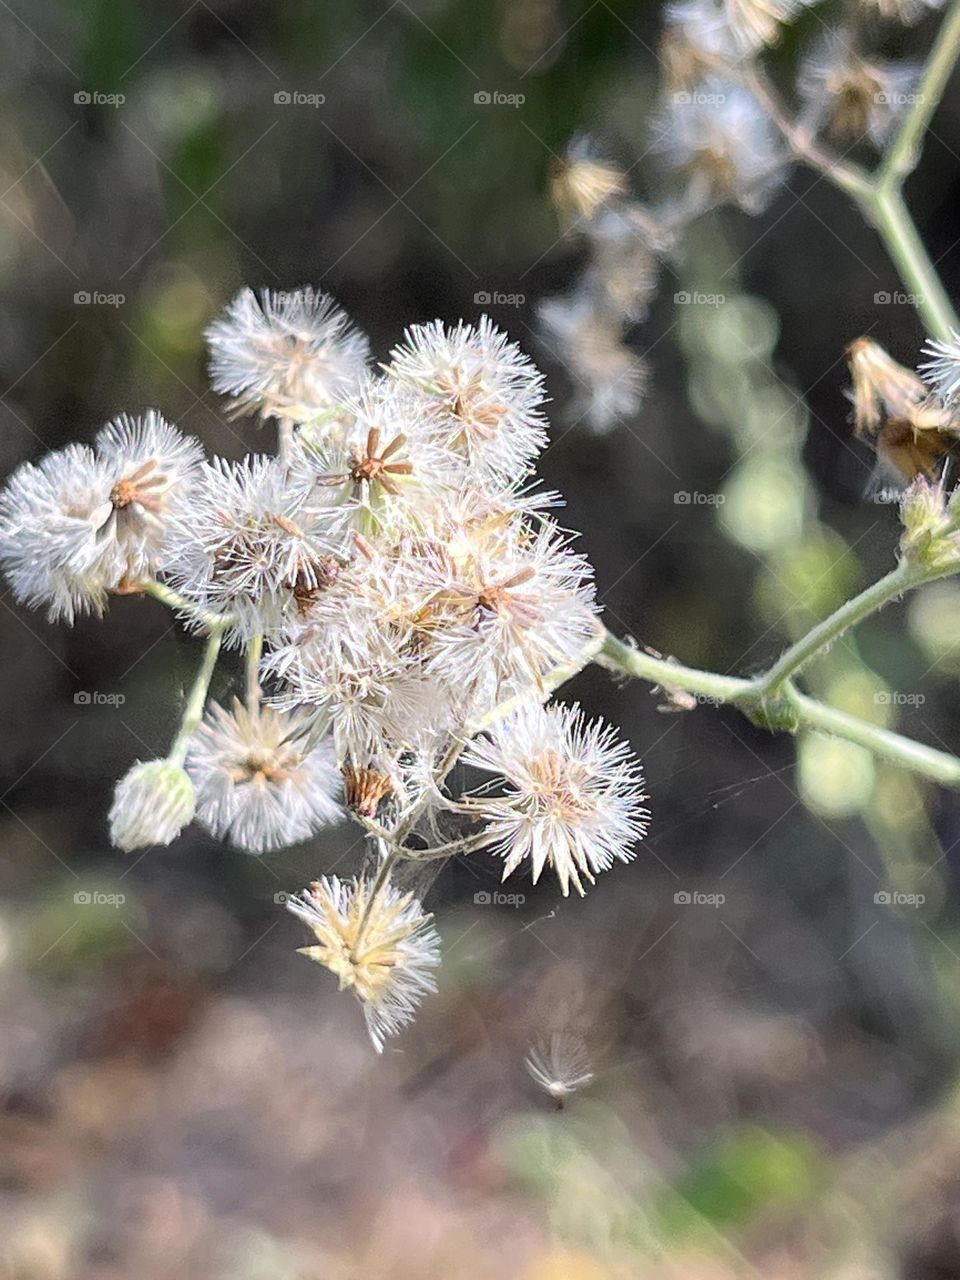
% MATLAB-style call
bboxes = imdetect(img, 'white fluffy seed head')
[286,875,440,1051]
[161,454,342,644]
[108,759,196,852]
[0,443,113,622]
[920,331,960,409]
[0,414,201,623]
[413,513,599,700]
[186,699,344,854]
[291,376,459,541]
[464,699,648,897]
[386,318,549,484]
[93,410,205,584]
[206,287,371,422]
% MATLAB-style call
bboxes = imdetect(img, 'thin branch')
[878,0,960,190]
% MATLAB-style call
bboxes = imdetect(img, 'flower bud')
[899,477,960,570]
[108,759,196,852]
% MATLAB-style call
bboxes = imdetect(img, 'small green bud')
[899,477,960,570]
[108,759,196,852]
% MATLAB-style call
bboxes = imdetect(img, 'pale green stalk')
[167,626,225,767]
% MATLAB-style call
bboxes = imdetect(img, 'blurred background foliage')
[5,1,960,1277]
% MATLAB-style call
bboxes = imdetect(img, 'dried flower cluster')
[0,287,648,1052]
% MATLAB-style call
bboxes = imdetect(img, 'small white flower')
[582,204,663,324]
[665,0,742,63]
[161,455,342,643]
[186,699,343,854]
[286,875,440,1051]
[463,700,648,897]
[525,1032,595,1104]
[386,318,549,484]
[538,293,647,433]
[108,759,196,852]
[920,331,960,409]
[206,287,370,422]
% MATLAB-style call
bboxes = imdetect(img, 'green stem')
[878,0,960,191]
[596,633,752,702]
[788,685,960,787]
[860,184,959,342]
[742,4,960,341]
[246,633,263,713]
[167,627,224,766]
[143,579,235,632]
[753,559,936,699]
[596,626,960,790]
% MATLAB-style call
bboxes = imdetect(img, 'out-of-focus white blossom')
[386,318,549,485]
[538,293,647,433]
[858,0,944,23]
[286,875,440,1051]
[108,759,196,852]
[583,205,663,324]
[798,33,920,147]
[0,413,201,623]
[161,454,342,643]
[550,134,629,227]
[463,699,648,897]
[186,699,343,854]
[525,1032,596,1103]
[654,80,786,214]
[206,287,370,422]
[728,0,814,51]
